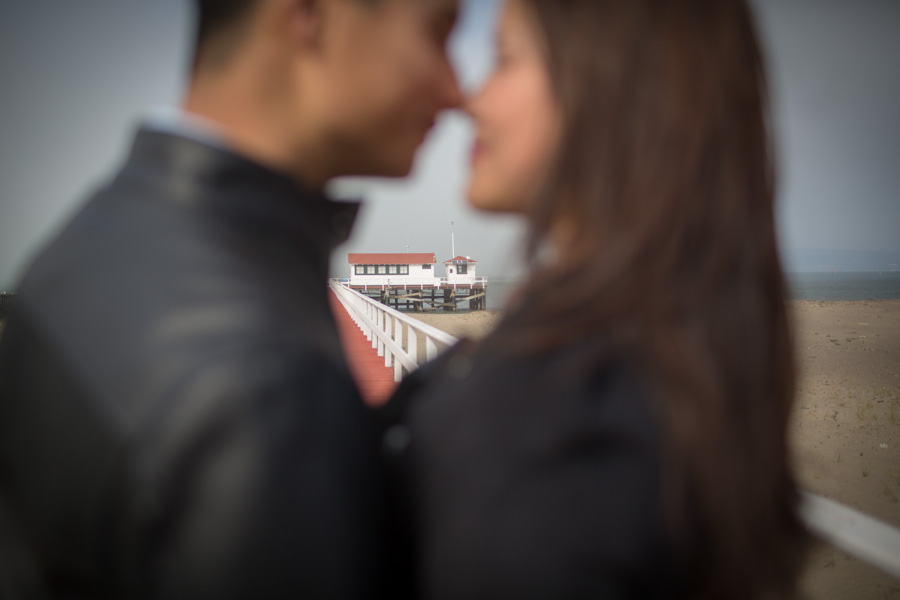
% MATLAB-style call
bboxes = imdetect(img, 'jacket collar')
[120,127,360,253]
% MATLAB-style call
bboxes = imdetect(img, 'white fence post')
[408,326,418,367]
[393,316,403,381]
[376,309,384,356]
[384,314,393,368]
[370,303,378,350]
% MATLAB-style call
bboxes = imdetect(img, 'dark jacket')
[0,129,394,599]
[382,329,683,600]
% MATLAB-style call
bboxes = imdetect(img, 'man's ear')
[284,0,326,52]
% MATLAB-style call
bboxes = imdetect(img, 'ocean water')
[485,278,522,311]
[786,271,900,301]
[478,272,900,312]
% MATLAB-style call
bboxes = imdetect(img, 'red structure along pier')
[329,290,397,406]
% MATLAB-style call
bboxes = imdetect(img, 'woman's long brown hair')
[500,0,809,597]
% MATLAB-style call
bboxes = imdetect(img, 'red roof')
[348,253,436,265]
[443,256,478,264]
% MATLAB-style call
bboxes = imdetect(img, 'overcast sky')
[1,0,898,288]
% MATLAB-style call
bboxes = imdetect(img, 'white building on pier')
[347,253,438,287]
[443,256,479,285]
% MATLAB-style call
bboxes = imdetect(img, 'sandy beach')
[410,300,900,599]
[790,300,900,599]
[406,310,504,341]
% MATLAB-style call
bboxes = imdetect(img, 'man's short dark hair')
[192,0,260,68]
[191,0,383,69]
[196,0,258,46]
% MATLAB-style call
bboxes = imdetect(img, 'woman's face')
[466,0,561,213]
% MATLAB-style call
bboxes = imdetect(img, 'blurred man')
[0,0,460,597]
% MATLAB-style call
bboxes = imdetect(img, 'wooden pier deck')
[329,290,397,407]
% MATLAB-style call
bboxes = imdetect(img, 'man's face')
[311,0,462,178]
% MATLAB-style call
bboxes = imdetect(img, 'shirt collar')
[142,106,229,151]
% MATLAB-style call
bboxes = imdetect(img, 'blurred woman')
[384,0,808,598]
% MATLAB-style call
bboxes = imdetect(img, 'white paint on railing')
[330,280,459,382]
[332,281,900,579]
[800,492,900,579]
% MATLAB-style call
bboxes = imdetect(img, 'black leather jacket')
[381,332,681,599]
[0,129,396,599]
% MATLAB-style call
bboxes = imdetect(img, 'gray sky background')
[1,0,898,288]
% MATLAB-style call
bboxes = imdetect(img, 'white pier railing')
[799,492,900,580]
[330,280,459,382]
[438,277,489,288]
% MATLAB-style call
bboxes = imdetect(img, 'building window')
[355,265,365,275]
[422,264,432,270]
[388,265,398,274]
[366,265,376,275]
[377,265,387,274]
[399,265,409,275]
[457,264,468,275]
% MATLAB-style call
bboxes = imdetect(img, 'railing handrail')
[345,305,419,374]
[333,281,458,345]
[330,280,459,382]
[800,492,900,579]
[438,276,489,286]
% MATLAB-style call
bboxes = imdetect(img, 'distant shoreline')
[419,272,900,313]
